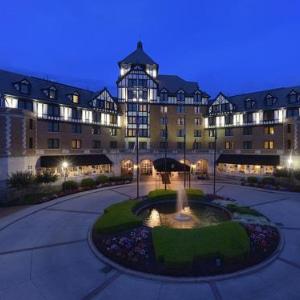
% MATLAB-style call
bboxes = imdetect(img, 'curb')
[88,219,285,283]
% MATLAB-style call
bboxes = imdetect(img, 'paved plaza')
[0,181,300,300]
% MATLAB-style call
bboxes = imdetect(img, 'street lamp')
[213,128,217,196]
[62,161,68,182]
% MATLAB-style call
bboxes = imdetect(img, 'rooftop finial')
[137,41,143,50]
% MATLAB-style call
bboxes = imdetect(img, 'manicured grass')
[226,204,263,217]
[186,188,205,200]
[94,200,142,234]
[147,189,177,201]
[152,221,250,267]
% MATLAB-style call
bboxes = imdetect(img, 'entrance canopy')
[217,154,280,166]
[40,154,112,168]
[153,158,190,172]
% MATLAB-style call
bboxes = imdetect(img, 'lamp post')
[213,128,217,196]
[62,161,68,183]
[183,114,187,189]
[135,74,140,200]
[164,111,168,190]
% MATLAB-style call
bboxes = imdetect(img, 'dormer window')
[160,90,168,102]
[177,90,185,102]
[245,98,256,109]
[288,90,298,104]
[72,92,79,104]
[194,92,201,103]
[14,79,30,94]
[49,87,56,99]
[265,94,277,106]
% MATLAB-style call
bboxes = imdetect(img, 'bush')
[95,175,109,185]
[274,168,289,178]
[152,222,250,268]
[294,170,300,181]
[226,204,263,217]
[62,180,79,192]
[148,189,177,201]
[81,178,96,189]
[35,172,58,184]
[261,177,276,186]
[247,176,258,184]
[109,176,122,183]
[186,189,205,200]
[8,171,35,189]
[94,200,142,234]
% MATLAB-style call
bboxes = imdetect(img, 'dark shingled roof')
[221,86,300,112]
[118,41,157,66]
[0,69,118,109]
[158,74,199,95]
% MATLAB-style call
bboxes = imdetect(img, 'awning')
[216,154,280,166]
[153,158,190,172]
[40,154,112,168]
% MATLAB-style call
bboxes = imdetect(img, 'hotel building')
[0,42,299,182]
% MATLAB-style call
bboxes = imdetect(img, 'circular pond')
[137,201,231,229]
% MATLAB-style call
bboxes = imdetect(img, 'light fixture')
[62,161,69,169]
[288,155,293,169]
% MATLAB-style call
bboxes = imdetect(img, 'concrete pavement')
[0,181,300,299]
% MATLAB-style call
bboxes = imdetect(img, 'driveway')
[0,181,299,300]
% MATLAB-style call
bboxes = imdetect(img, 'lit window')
[72,93,79,104]
[71,139,81,149]
[160,106,168,113]
[264,126,274,135]
[264,140,274,149]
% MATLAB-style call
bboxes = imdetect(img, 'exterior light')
[133,164,138,170]
[288,156,293,169]
[62,161,68,169]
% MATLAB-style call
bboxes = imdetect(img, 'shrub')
[35,172,58,184]
[8,171,35,189]
[148,189,177,201]
[247,176,258,184]
[261,177,276,186]
[62,180,79,192]
[152,222,250,268]
[186,189,205,200]
[274,168,289,178]
[294,170,300,181]
[95,175,109,185]
[226,204,263,217]
[81,178,96,189]
[94,200,142,234]
[109,176,122,183]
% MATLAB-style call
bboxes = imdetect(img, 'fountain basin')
[136,200,231,229]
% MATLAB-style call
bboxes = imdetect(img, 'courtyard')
[0,180,299,299]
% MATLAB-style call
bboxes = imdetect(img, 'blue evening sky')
[0,0,299,97]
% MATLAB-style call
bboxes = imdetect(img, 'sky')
[0,0,300,98]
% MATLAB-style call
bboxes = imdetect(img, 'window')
[176,105,185,113]
[93,140,101,149]
[72,123,82,133]
[263,110,275,121]
[18,99,33,111]
[127,129,136,137]
[110,141,117,149]
[160,141,168,149]
[245,98,256,109]
[177,91,185,102]
[264,140,274,149]
[160,117,168,125]
[72,108,82,120]
[127,103,137,112]
[194,93,201,103]
[72,92,79,104]
[48,104,60,117]
[243,127,252,135]
[110,128,117,136]
[264,126,274,135]
[14,80,30,94]
[287,139,292,150]
[208,142,215,149]
[139,142,147,150]
[265,95,276,106]
[287,124,292,133]
[225,141,234,149]
[288,91,298,104]
[48,121,60,132]
[243,112,253,123]
[225,115,233,125]
[225,128,233,136]
[29,137,34,149]
[177,129,184,137]
[193,141,201,150]
[92,126,101,135]
[208,116,216,126]
[177,117,185,125]
[160,106,168,113]
[177,142,184,150]
[44,86,57,99]
[286,108,299,118]
[160,129,167,138]
[29,119,34,130]
[160,91,168,102]
[194,130,201,137]
[48,138,60,149]
[128,142,135,150]
[194,118,201,125]
[194,106,201,114]
[71,139,81,149]
[243,141,252,149]
[138,104,147,112]
[93,111,101,123]
[110,115,118,125]
[209,129,215,137]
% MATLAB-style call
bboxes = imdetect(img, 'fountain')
[174,189,192,222]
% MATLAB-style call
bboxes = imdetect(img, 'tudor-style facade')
[0,41,299,182]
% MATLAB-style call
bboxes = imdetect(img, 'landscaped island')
[92,189,280,277]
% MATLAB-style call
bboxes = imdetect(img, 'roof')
[217,154,280,166]
[118,41,157,66]
[0,69,118,110]
[224,86,300,112]
[158,74,200,95]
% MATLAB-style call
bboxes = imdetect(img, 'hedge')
[226,204,263,217]
[186,189,205,200]
[94,200,142,234]
[147,189,177,201]
[152,221,250,268]
[81,178,97,189]
[62,180,79,192]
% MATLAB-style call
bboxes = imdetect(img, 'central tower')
[117,41,158,150]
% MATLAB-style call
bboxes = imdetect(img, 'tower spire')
[137,41,143,50]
